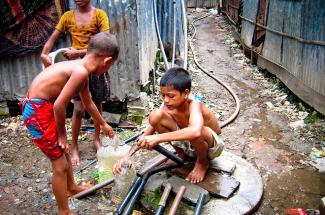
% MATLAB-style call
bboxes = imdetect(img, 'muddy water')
[188,10,324,214]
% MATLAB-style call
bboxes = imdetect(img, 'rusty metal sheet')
[240,0,259,48]
[253,0,268,47]
[229,0,240,24]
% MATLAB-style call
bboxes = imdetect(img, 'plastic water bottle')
[97,135,131,183]
[110,161,136,206]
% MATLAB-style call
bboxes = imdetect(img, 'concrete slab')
[210,156,236,175]
[163,176,210,206]
[172,164,240,198]
[202,151,264,215]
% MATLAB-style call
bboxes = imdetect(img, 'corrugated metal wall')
[240,0,259,49]
[223,0,240,24]
[0,39,70,100]
[227,0,325,114]
[187,0,219,8]
[261,0,325,114]
[156,0,185,64]
[0,0,159,101]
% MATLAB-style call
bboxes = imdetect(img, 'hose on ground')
[188,13,240,128]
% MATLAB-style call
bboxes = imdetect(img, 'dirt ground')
[0,9,324,215]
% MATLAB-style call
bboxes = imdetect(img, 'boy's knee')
[52,163,68,176]
[191,138,209,150]
[148,108,163,127]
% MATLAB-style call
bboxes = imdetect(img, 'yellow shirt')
[56,9,109,49]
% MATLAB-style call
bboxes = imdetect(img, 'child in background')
[114,67,224,184]
[23,32,119,215]
[41,0,110,166]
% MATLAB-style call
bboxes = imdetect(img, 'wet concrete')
[187,9,325,214]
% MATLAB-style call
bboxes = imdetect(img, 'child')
[40,0,110,166]
[22,32,119,215]
[115,67,224,184]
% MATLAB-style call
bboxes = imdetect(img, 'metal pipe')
[153,0,170,69]
[123,132,143,145]
[114,177,142,215]
[138,155,168,176]
[73,177,115,199]
[155,206,165,215]
[168,185,186,215]
[116,145,183,215]
[75,159,97,175]
[155,183,172,215]
[194,193,206,215]
[181,0,188,69]
[123,162,182,215]
[153,145,183,165]
[171,0,177,67]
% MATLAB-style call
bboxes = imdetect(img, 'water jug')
[97,135,131,183]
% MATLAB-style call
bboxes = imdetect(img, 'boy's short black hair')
[88,32,119,60]
[160,67,191,93]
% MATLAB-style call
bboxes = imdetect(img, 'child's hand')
[137,135,159,150]
[113,158,132,175]
[40,54,52,68]
[58,137,69,152]
[63,47,83,60]
[102,124,115,138]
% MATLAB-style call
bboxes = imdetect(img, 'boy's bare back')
[28,60,89,102]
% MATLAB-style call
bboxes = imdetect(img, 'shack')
[222,0,325,115]
[0,0,186,114]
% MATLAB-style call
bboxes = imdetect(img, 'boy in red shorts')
[22,32,118,215]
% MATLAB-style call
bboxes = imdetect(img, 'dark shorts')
[71,72,110,103]
[89,72,110,103]
[22,99,64,160]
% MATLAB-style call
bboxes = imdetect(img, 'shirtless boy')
[41,0,111,166]
[135,67,224,183]
[22,32,118,215]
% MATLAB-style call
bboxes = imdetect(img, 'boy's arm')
[53,69,89,150]
[138,101,204,149]
[41,29,61,68]
[63,48,87,60]
[79,81,114,138]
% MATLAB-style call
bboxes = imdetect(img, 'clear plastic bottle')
[97,135,131,183]
[110,161,136,206]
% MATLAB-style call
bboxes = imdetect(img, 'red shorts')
[22,99,64,160]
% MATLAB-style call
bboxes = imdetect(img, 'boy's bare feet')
[185,159,209,184]
[68,183,92,197]
[70,147,80,166]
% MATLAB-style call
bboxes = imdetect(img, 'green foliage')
[304,111,318,124]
